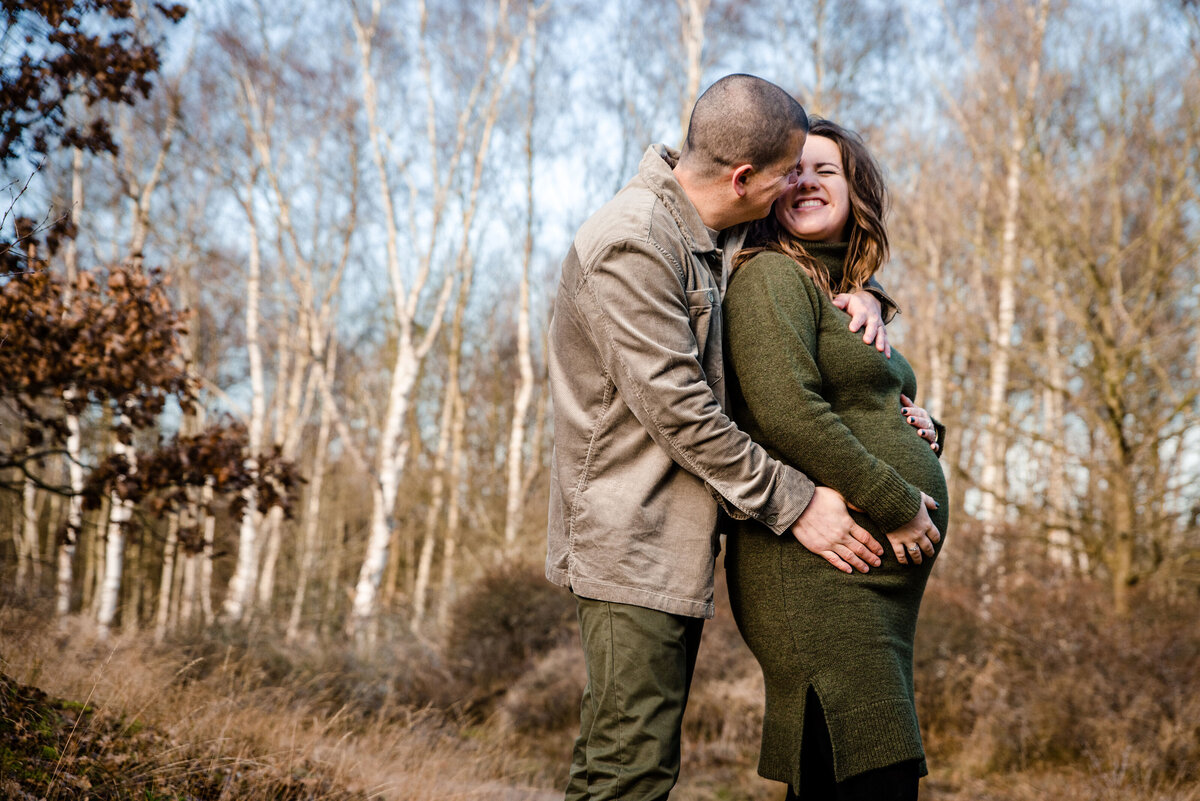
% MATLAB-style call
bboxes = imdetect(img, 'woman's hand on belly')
[900,393,939,453]
[885,493,941,566]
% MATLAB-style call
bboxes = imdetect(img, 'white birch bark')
[346,0,527,639]
[180,549,197,626]
[20,479,38,593]
[231,55,348,620]
[88,98,177,634]
[223,187,266,624]
[200,479,216,624]
[503,11,539,554]
[55,146,85,614]
[675,0,709,141]
[287,343,337,641]
[96,412,135,639]
[411,374,456,630]
[436,391,468,629]
[154,512,180,643]
[87,495,108,617]
[1036,291,1073,570]
[256,505,284,610]
[414,1,527,622]
[977,0,1048,572]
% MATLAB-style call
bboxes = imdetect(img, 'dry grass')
[0,593,559,800]
[2,547,1197,801]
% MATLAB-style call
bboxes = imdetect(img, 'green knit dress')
[722,243,949,788]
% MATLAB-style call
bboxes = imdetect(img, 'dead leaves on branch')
[1,264,302,522]
[0,263,194,435]
[0,0,189,165]
[84,422,305,533]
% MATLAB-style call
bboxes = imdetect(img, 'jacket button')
[707,290,715,303]
[766,514,777,526]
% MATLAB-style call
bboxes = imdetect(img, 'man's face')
[738,128,806,224]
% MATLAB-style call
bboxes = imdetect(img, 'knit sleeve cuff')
[849,464,922,532]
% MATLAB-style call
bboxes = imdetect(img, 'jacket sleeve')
[864,275,900,324]
[574,236,814,535]
[724,254,922,532]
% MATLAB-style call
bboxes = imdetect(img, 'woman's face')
[774,135,850,243]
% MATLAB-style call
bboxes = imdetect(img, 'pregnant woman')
[723,118,949,801]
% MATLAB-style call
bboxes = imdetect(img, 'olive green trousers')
[564,596,704,801]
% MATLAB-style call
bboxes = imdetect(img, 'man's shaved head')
[681,74,808,177]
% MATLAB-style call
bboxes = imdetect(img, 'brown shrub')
[915,549,1200,787]
[443,561,577,694]
[683,575,764,754]
[496,643,585,735]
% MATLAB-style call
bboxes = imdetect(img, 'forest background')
[1,0,1198,799]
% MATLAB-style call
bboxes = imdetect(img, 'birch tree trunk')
[976,0,1048,576]
[180,549,197,627]
[675,0,709,141]
[1042,304,1073,570]
[223,188,266,624]
[86,495,108,617]
[347,0,526,640]
[503,11,539,554]
[20,479,38,593]
[287,343,338,642]
[256,507,283,611]
[88,98,177,636]
[56,146,85,614]
[155,512,179,643]
[200,479,216,624]
[412,368,457,630]
[436,391,468,629]
[96,412,136,639]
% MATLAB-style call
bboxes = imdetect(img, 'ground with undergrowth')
[2,547,1198,801]
[0,671,363,801]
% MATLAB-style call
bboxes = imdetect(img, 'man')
[546,74,890,800]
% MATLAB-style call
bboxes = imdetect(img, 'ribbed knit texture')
[722,245,950,786]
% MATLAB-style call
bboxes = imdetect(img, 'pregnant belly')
[847,418,950,534]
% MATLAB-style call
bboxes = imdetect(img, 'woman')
[722,119,948,801]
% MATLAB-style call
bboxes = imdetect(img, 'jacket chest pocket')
[685,287,722,383]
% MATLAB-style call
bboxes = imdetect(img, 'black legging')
[784,687,921,801]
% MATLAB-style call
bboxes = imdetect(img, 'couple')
[546,74,948,801]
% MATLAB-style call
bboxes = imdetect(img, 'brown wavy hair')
[733,118,889,297]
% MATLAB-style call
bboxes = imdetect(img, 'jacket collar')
[641,144,718,257]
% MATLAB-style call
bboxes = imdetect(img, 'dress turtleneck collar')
[801,240,849,287]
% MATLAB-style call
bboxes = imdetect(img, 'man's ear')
[731,164,753,198]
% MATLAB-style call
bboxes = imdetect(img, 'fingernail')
[908,417,914,424]
[933,500,940,508]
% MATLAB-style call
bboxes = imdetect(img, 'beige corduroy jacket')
[544,145,815,618]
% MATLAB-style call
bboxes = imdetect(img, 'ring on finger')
[906,544,920,555]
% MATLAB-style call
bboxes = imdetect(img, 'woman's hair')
[733,118,889,296]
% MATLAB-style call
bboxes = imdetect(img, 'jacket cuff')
[933,418,946,460]
[760,465,816,535]
[864,277,900,324]
[711,465,815,535]
[707,483,750,521]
